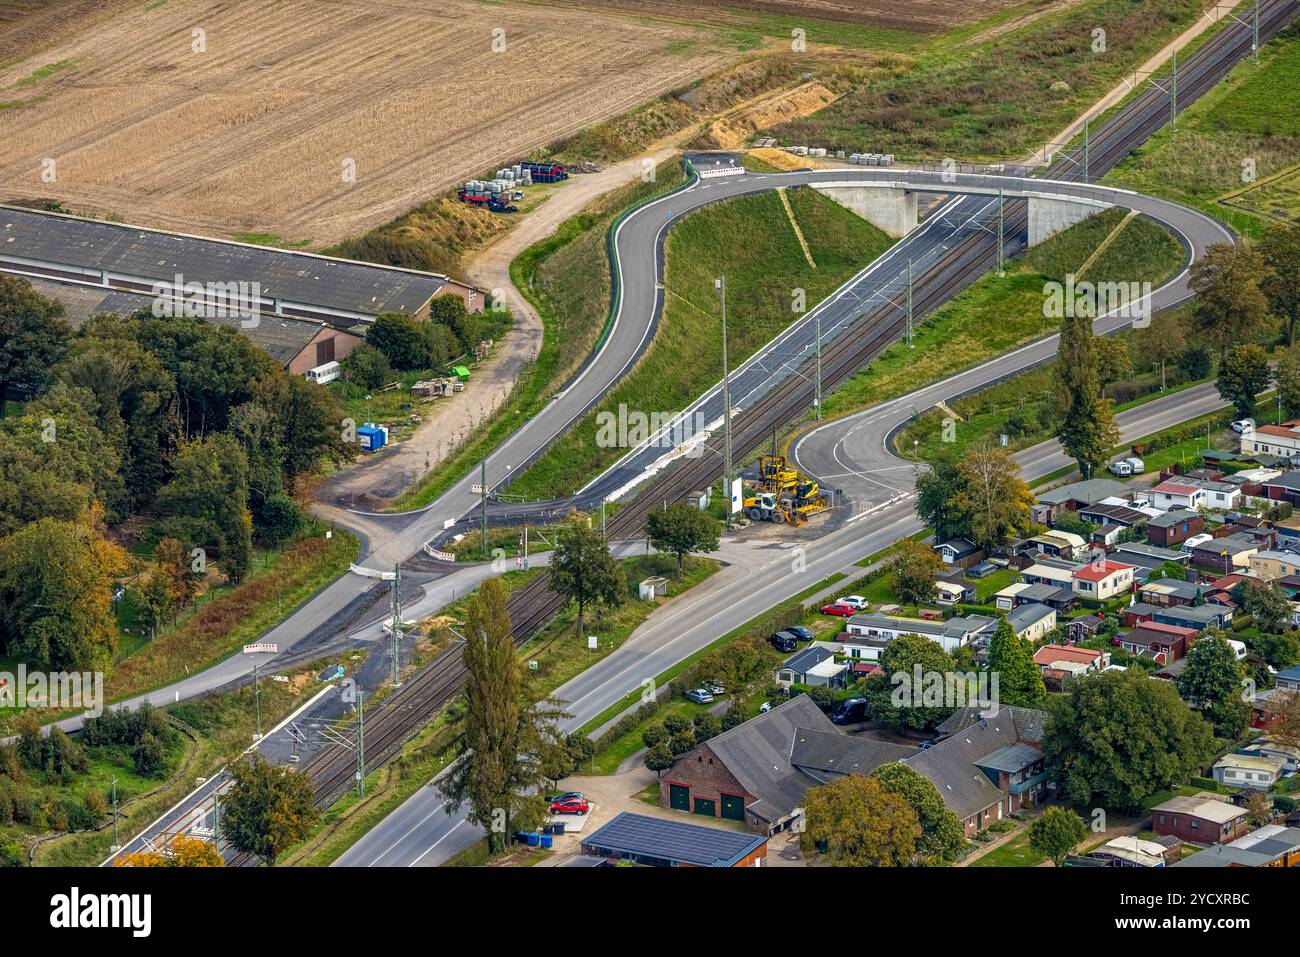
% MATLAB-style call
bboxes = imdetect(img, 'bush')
[340,343,391,390]
[663,713,692,736]
[669,731,696,755]
[641,724,667,749]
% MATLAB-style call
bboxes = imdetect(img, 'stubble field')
[0,0,727,243]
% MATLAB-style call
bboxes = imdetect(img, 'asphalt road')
[335,366,1234,868]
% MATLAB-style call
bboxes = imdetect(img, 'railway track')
[244,0,1297,854]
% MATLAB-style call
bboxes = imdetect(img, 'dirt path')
[1023,0,1247,165]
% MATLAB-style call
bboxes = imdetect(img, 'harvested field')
[0,0,727,244]
[549,0,1031,34]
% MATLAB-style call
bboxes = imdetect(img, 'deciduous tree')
[1043,670,1216,814]
[220,754,318,866]
[801,774,921,867]
[447,577,568,853]
[1189,243,1272,359]
[887,538,944,607]
[550,521,625,638]
[1217,343,1270,420]
[0,275,72,410]
[1029,806,1088,866]
[645,502,720,577]
[952,445,1034,551]
[1260,223,1300,346]
[871,762,965,862]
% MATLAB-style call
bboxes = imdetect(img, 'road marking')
[365,798,449,866]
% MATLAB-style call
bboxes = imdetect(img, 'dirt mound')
[698,81,840,150]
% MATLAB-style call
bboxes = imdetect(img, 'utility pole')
[906,260,914,348]
[1254,0,1260,63]
[355,689,365,798]
[479,460,488,554]
[252,661,262,741]
[716,277,733,521]
[600,497,607,538]
[814,311,822,419]
[1083,118,1089,182]
[523,525,529,570]
[110,778,120,852]
[1170,48,1178,128]
[390,562,402,688]
[997,190,1005,274]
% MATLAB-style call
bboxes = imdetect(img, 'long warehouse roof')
[0,206,446,318]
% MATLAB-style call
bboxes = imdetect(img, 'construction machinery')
[742,454,830,525]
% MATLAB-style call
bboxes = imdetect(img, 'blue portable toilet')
[357,423,386,453]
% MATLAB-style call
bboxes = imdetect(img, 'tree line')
[0,276,351,672]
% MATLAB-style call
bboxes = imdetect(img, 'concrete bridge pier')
[1029,195,1104,247]
[809,183,918,238]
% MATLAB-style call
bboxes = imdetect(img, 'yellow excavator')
[743,455,830,525]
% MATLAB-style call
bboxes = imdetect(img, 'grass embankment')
[769,0,1207,161]
[880,210,1189,463]
[508,185,894,498]
[1107,24,1300,238]
[107,531,358,706]
[386,162,691,512]
[816,207,1184,433]
[31,669,323,867]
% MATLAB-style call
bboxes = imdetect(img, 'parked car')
[1231,418,1255,434]
[685,688,715,704]
[704,680,725,695]
[758,701,772,713]
[821,602,857,617]
[769,631,798,653]
[545,791,585,805]
[550,796,590,815]
[837,595,868,610]
[830,698,868,725]
[917,740,936,750]
[786,625,814,641]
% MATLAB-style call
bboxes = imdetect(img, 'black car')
[830,698,868,725]
[787,625,814,642]
[769,631,798,653]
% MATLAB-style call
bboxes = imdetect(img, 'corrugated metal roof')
[1,206,446,317]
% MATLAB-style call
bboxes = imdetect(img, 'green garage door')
[669,784,690,811]
[693,797,716,817]
[720,793,745,822]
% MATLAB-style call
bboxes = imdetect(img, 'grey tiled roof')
[789,728,917,780]
[1036,479,1128,505]
[935,706,1048,744]
[905,708,1047,819]
[782,646,836,675]
[703,695,832,825]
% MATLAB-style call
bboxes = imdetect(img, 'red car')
[821,602,856,617]
[550,796,590,815]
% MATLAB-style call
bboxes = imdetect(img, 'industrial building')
[0,205,485,327]
[21,276,363,376]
